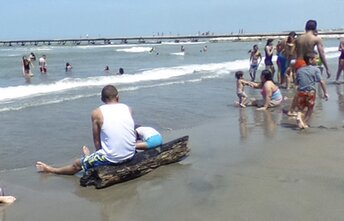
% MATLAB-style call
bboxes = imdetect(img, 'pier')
[1,31,343,47]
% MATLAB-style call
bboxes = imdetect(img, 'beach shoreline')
[3,89,344,221]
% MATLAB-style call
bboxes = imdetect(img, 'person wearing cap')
[295,19,331,79]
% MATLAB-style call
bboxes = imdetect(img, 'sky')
[0,0,343,40]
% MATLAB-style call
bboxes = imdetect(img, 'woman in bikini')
[335,39,344,83]
[250,69,283,110]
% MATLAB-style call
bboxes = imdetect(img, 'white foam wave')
[161,41,206,45]
[0,58,251,103]
[325,47,339,53]
[171,52,185,56]
[116,47,153,53]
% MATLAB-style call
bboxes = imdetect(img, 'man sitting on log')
[36,85,137,175]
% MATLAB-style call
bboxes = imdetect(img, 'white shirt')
[99,103,136,163]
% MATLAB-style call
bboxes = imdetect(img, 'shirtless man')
[295,20,331,79]
[287,20,331,116]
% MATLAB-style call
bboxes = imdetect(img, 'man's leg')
[36,159,82,175]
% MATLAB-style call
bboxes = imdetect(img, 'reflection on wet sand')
[74,163,190,221]
[336,84,344,112]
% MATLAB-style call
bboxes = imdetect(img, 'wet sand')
[2,84,344,221]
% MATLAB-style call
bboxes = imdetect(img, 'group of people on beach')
[21,53,47,78]
[237,19,334,129]
[5,19,343,206]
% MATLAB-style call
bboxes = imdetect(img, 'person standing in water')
[264,39,275,79]
[335,38,344,83]
[39,55,47,73]
[22,56,33,77]
[248,44,262,81]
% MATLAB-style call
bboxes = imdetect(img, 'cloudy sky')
[1,0,343,40]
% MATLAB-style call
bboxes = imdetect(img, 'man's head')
[101,85,119,103]
[305,20,317,32]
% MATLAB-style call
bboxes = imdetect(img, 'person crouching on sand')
[250,69,283,110]
[294,51,329,129]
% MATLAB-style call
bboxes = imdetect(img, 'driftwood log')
[80,136,190,189]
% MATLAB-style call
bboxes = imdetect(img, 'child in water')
[235,71,253,107]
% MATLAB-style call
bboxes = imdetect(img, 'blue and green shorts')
[81,151,113,171]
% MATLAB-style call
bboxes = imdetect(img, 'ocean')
[0,39,341,171]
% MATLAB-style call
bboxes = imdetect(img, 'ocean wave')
[161,41,207,45]
[116,47,153,53]
[0,59,250,103]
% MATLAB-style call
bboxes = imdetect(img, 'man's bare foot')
[239,103,246,108]
[36,161,54,173]
[0,196,16,204]
[82,146,91,156]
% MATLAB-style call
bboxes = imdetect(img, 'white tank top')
[99,103,136,163]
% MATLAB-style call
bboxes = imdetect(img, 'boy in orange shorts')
[295,52,328,129]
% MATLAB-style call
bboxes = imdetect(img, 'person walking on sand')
[284,31,297,89]
[294,19,331,78]
[294,52,328,129]
[288,20,331,116]
[39,55,47,73]
[135,125,163,150]
[36,85,137,175]
[248,44,262,81]
[235,71,253,108]
[335,38,344,83]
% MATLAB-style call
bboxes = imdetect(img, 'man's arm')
[316,38,331,78]
[319,80,329,101]
[91,108,102,150]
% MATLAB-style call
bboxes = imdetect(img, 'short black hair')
[288,31,297,38]
[305,20,317,31]
[101,85,118,102]
[235,71,244,79]
[261,69,273,81]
